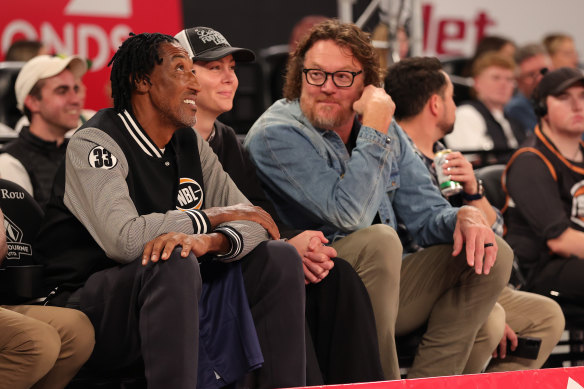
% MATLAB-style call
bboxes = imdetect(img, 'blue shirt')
[408,138,504,238]
[244,99,458,247]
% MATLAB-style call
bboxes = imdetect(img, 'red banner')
[1,0,183,110]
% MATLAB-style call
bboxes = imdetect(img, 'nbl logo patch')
[88,146,117,169]
[176,178,203,210]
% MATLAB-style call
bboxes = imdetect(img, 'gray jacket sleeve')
[64,128,200,263]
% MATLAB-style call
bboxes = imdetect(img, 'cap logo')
[196,29,228,46]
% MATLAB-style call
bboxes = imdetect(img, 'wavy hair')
[283,19,384,101]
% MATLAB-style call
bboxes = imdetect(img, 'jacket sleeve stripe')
[185,210,210,234]
[213,226,243,260]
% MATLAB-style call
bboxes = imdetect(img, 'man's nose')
[69,90,83,105]
[320,75,337,93]
[189,72,201,92]
[573,96,584,111]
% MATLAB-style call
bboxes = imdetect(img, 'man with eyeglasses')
[245,19,513,380]
[505,44,552,134]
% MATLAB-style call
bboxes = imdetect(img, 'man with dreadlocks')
[34,32,306,389]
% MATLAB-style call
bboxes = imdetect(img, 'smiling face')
[26,68,82,134]
[193,55,238,118]
[146,42,200,129]
[299,39,365,132]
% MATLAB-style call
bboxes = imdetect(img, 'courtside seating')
[0,178,44,304]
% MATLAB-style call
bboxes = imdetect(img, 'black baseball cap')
[174,27,255,62]
[533,67,584,102]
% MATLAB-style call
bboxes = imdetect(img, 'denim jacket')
[244,99,458,246]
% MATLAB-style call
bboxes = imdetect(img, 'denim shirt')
[244,99,458,246]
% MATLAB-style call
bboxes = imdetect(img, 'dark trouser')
[70,249,201,389]
[529,256,584,304]
[306,257,384,384]
[241,240,306,389]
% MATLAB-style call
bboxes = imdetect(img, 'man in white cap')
[0,54,87,209]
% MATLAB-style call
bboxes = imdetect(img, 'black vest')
[1,126,68,210]
[465,100,527,161]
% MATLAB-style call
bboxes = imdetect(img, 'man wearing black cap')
[505,67,584,306]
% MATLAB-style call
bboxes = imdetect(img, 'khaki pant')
[0,305,94,389]
[332,225,513,380]
[464,286,565,373]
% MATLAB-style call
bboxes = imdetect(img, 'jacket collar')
[117,109,163,158]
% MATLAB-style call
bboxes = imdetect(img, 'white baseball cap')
[15,54,88,112]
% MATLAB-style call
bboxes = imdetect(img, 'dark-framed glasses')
[302,68,363,87]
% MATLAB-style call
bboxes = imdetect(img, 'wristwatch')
[462,179,485,201]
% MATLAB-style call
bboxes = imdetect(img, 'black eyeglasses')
[302,68,363,87]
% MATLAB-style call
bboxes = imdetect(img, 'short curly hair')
[283,19,384,101]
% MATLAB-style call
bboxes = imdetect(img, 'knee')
[490,236,514,285]
[154,248,202,286]
[479,303,506,349]
[320,257,357,289]
[141,249,202,305]
[53,308,95,367]
[356,225,402,281]
[27,320,62,362]
[361,224,402,254]
[260,240,304,286]
[540,298,566,340]
[330,257,355,280]
[9,319,61,379]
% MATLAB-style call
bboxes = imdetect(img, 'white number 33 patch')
[88,146,118,169]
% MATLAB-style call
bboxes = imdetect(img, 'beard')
[300,93,354,130]
[438,119,455,136]
[158,99,197,129]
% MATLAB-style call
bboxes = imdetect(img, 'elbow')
[102,233,142,264]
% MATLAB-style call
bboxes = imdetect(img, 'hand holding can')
[434,149,463,197]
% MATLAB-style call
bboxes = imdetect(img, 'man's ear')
[134,75,151,93]
[24,94,40,114]
[428,94,441,116]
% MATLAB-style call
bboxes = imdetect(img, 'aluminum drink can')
[434,149,463,197]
